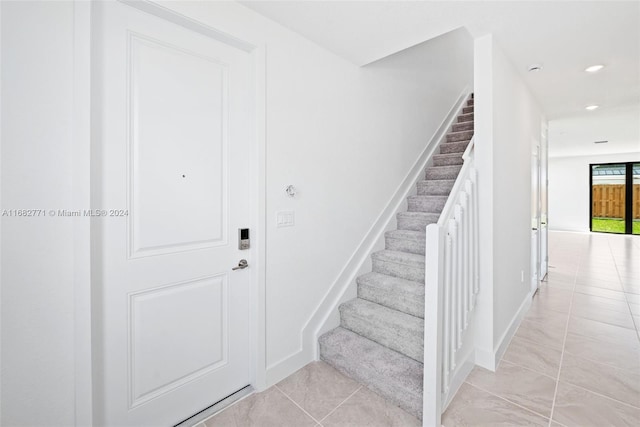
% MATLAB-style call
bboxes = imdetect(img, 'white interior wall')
[0,2,76,425]
[474,34,546,368]
[548,152,640,232]
[1,1,472,423]
[490,38,544,351]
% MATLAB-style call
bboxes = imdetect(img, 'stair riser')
[372,257,425,282]
[433,155,463,166]
[446,130,474,142]
[357,282,424,318]
[452,121,473,132]
[408,197,447,213]
[385,235,425,255]
[458,113,474,123]
[463,106,474,114]
[339,306,424,362]
[396,214,439,231]
[440,140,470,154]
[417,180,454,196]
[467,98,474,106]
[425,166,461,180]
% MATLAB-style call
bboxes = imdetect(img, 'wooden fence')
[592,184,640,219]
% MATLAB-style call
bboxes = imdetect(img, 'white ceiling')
[240,0,640,120]
[548,104,640,158]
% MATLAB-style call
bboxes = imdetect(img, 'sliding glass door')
[634,163,640,235]
[590,162,640,235]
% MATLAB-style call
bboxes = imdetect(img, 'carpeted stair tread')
[372,249,425,267]
[417,179,455,196]
[385,229,425,241]
[425,164,462,180]
[457,112,474,123]
[446,129,474,142]
[407,195,447,213]
[357,272,425,318]
[433,153,464,166]
[372,249,425,282]
[396,211,440,231]
[385,229,426,255]
[462,106,474,114]
[339,298,424,362]
[452,121,473,132]
[319,327,423,419]
[440,139,471,154]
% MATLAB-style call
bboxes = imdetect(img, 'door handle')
[232,259,249,270]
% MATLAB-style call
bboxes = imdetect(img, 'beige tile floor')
[444,231,640,426]
[200,231,640,426]
[198,361,421,427]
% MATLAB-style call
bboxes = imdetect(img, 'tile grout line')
[510,318,568,345]
[560,342,640,376]
[273,384,323,425]
[555,377,640,411]
[462,381,552,422]
[568,312,636,331]
[317,385,363,424]
[547,258,578,427]
[610,236,640,338]
[496,358,559,382]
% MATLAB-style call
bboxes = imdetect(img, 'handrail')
[423,136,479,426]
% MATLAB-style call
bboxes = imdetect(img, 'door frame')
[539,123,548,280]
[589,161,638,235]
[72,1,267,424]
[531,142,542,294]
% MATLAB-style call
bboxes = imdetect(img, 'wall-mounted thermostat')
[238,228,250,250]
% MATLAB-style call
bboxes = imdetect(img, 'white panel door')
[540,125,549,279]
[93,2,253,425]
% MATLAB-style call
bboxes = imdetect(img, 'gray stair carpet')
[319,94,474,420]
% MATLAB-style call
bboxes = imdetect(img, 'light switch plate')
[276,210,295,227]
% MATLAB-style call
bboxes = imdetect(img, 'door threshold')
[174,385,254,427]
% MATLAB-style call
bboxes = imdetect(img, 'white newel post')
[423,224,444,427]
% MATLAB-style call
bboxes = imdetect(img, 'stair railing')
[423,137,479,426]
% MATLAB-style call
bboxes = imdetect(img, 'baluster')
[470,178,477,304]
[443,231,452,393]
[471,169,479,296]
[467,176,477,310]
[463,182,472,316]
[455,205,464,350]
[459,193,469,328]
[448,219,457,373]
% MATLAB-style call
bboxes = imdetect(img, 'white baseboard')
[475,293,532,371]
[264,347,311,387]
[549,226,589,233]
[301,87,473,361]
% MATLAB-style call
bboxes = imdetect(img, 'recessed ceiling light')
[585,105,599,111]
[585,64,605,73]
[528,64,543,72]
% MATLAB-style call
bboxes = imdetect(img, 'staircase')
[319,95,474,419]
